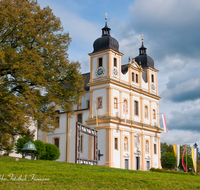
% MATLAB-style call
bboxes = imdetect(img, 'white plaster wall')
[132,95,140,122]
[93,89,107,116]
[113,129,120,168]
[98,129,106,165]
[82,92,90,109]
[123,131,130,169]
[93,54,107,79]
[48,133,66,162]
[121,70,129,83]
[122,92,130,119]
[152,102,157,126]
[54,114,66,134]
[113,89,120,117]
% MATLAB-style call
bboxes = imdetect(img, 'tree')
[32,140,45,159]
[15,137,28,154]
[40,143,60,160]
[0,0,85,148]
[161,152,176,169]
[161,142,173,156]
[0,133,14,156]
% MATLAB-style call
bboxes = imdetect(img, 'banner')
[182,146,187,171]
[173,144,180,167]
[192,148,197,173]
[161,114,168,133]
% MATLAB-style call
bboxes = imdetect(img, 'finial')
[105,13,107,21]
[141,34,144,41]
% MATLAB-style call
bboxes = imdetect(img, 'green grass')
[0,156,199,190]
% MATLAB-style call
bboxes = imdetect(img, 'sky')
[38,0,200,146]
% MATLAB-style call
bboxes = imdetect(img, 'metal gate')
[75,122,98,165]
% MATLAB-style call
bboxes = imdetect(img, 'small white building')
[38,19,163,171]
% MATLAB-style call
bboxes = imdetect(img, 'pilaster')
[150,136,154,168]
[158,136,161,169]
[105,128,114,167]
[141,133,145,171]
[130,131,135,170]
[89,91,93,119]
[120,129,123,169]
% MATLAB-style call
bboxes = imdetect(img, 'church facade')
[38,19,163,171]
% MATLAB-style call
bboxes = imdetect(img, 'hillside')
[0,157,199,189]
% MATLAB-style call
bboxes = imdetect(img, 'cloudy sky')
[38,0,200,146]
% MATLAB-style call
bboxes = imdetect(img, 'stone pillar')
[141,133,145,171]
[120,129,123,169]
[150,136,154,168]
[140,97,144,123]
[158,136,161,168]
[130,131,135,170]
[89,90,93,119]
[106,87,112,116]
[105,128,114,167]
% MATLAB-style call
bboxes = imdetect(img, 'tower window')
[132,72,134,82]
[87,100,90,109]
[136,74,138,83]
[114,58,117,67]
[154,144,157,154]
[98,58,102,67]
[134,101,138,116]
[152,74,154,83]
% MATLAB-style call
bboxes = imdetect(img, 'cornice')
[88,48,124,56]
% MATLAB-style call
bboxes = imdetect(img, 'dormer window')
[114,58,117,67]
[98,58,102,67]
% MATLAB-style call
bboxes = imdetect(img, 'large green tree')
[0,0,85,149]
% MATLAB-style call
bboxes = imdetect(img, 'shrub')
[32,140,45,159]
[161,152,176,168]
[15,137,28,154]
[40,143,60,160]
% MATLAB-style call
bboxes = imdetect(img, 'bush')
[40,143,60,160]
[32,140,45,159]
[161,152,176,168]
[15,137,28,154]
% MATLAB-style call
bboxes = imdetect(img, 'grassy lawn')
[0,156,199,189]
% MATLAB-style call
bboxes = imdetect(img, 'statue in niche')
[124,137,128,151]
[145,140,149,153]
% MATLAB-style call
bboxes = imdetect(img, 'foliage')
[179,155,193,170]
[0,0,85,146]
[0,133,14,155]
[180,144,191,157]
[161,142,173,156]
[40,143,60,160]
[15,137,28,154]
[1,157,200,189]
[161,152,176,169]
[32,140,45,158]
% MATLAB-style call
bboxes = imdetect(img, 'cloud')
[161,129,200,145]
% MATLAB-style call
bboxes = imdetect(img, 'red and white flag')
[161,114,168,133]
[182,146,187,171]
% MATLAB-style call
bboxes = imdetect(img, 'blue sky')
[38,0,200,146]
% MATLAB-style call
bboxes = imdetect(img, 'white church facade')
[38,19,163,171]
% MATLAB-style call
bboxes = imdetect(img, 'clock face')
[96,66,105,77]
[151,83,156,91]
[112,67,118,78]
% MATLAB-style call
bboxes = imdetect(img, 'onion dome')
[93,16,119,53]
[135,36,154,69]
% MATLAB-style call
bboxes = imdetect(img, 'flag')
[161,114,168,133]
[95,103,98,127]
[173,144,180,167]
[192,148,197,172]
[182,146,187,171]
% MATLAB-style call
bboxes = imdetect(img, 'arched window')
[124,136,128,151]
[151,74,154,83]
[134,101,138,116]
[132,72,134,82]
[144,106,148,118]
[114,58,117,67]
[136,74,138,83]
[123,99,128,113]
[98,58,102,67]
[53,137,60,149]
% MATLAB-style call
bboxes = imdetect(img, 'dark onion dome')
[135,42,154,69]
[93,21,119,53]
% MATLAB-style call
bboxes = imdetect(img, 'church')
[38,17,163,171]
